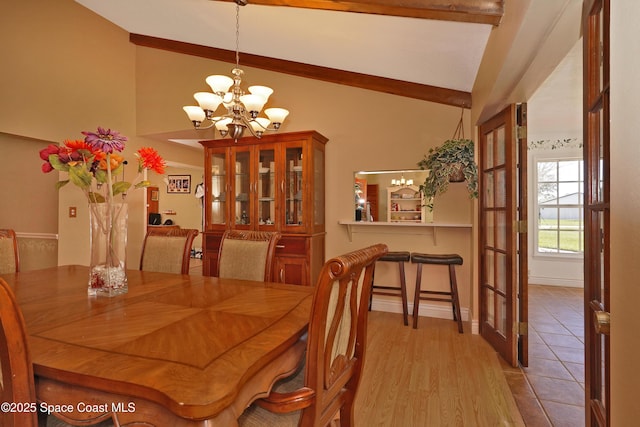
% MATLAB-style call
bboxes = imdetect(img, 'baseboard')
[370,299,470,322]
[528,276,584,288]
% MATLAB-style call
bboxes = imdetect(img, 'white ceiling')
[74,0,583,150]
[75,0,492,93]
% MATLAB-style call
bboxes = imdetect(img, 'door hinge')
[516,125,527,139]
[515,220,527,233]
[518,322,528,335]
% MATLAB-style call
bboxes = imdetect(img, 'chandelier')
[182,0,289,141]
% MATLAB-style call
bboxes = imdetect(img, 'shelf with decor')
[388,185,425,223]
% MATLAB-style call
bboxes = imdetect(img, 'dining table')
[1,265,313,426]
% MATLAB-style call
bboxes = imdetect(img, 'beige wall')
[1,0,201,269]
[135,46,476,321]
[3,0,474,322]
[158,165,205,250]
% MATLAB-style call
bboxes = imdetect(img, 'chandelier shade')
[182,1,289,141]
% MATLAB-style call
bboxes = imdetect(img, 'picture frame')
[167,175,191,194]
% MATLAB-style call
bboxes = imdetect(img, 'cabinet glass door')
[210,150,227,227]
[284,145,304,230]
[233,148,252,227]
[257,145,277,228]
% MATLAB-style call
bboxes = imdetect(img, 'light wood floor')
[355,311,525,427]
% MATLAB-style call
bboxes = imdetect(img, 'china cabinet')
[200,131,328,285]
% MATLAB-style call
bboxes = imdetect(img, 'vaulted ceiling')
[74,0,504,108]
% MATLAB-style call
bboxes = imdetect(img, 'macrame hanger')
[452,107,465,140]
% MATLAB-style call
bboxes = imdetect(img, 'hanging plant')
[417,109,478,211]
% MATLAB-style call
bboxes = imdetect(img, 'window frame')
[532,153,585,259]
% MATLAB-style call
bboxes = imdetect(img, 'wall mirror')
[354,169,428,222]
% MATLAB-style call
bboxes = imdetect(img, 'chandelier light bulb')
[194,92,223,113]
[264,108,289,127]
[206,75,234,94]
[183,106,206,126]
[248,85,273,101]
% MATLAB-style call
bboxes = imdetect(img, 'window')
[535,159,584,256]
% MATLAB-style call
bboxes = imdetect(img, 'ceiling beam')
[213,0,504,25]
[130,34,472,108]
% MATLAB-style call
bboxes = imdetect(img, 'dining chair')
[238,243,388,427]
[139,227,199,274]
[216,230,281,282]
[0,229,20,274]
[0,278,38,427]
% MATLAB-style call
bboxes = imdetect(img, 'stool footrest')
[418,290,453,296]
[418,296,454,303]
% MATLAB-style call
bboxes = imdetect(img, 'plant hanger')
[452,107,466,140]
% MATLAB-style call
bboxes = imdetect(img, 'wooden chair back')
[302,243,387,426]
[0,229,20,274]
[139,227,199,274]
[248,243,388,427]
[0,278,38,427]
[216,230,281,282]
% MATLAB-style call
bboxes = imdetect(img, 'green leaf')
[94,169,108,184]
[88,192,105,203]
[68,165,93,189]
[48,155,69,172]
[55,180,69,190]
[134,180,151,189]
[112,181,131,196]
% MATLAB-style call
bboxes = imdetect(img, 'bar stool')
[411,253,464,333]
[369,251,410,325]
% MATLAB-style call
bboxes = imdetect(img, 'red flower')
[39,144,62,173]
[137,147,166,175]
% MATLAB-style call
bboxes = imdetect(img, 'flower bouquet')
[39,127,165,296]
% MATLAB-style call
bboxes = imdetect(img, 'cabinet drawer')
[275,237,308,256]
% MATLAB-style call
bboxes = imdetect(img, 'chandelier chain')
[235,3,240,69]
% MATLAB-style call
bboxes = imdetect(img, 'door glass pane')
[486,211,494,247]
[285,146,304,226]
[485,132,494,168]
[485,250,495,289]
[496,210,507,251]
[484,171,494,208]
[496,252,507,294]
[496,126,506,167]
[235,150,251,226]
[598,9,604,92]
[485,287,495,327]
[496,169,506,208]
[598,108,605,202]
[496,294,507,336]
[210,152,226,225]
[258,148,276,225]
[314,147,324,226]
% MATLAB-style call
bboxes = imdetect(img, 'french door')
[478,104,528,367]
[583,0,610,425]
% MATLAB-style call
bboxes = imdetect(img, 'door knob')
[593,310,610,335]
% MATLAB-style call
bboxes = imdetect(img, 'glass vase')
[88,202,128,297]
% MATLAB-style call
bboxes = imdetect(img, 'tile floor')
[526,285,585,427]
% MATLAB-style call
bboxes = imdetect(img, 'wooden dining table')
[1,265,313,426]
